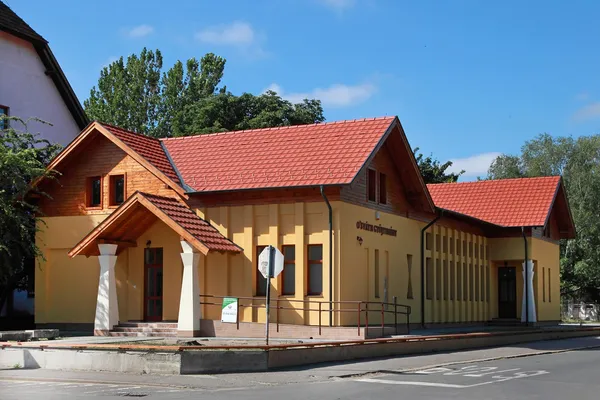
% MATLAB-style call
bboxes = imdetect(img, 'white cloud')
[196,21,256,46]
[318,0,356,10]
[447,152,502,177]
[573,102,600,122]
[265,82,376,107]
[126,24,154,38]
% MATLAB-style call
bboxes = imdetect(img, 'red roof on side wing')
[161,117,396,192]
[427,176,562,227]
[100,123,181,185]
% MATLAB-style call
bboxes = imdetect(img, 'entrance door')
[498,266,517,319]
[144,248,163,321]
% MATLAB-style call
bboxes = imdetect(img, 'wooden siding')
[39,135,177,217]
[186,186,341,209]
[340,142,412,216]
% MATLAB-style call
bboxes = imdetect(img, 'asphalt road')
[2,337,600,399]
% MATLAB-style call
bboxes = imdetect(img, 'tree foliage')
[84,48,325,137]
[414,148,464,184]
[0,117,61,313]
[487,133,600,301]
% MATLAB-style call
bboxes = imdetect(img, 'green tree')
[487,133,600,301]
[414,148,464,184]
[84,48,163,136]
[0,117,61,314]
[85,49,324,138]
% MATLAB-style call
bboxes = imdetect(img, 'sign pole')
[265,245,275,345]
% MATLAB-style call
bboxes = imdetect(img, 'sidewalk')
[1,335,599,389]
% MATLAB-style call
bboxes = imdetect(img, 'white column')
[94,244,119,335]
[178,240,201,336]
[521,260,537,323]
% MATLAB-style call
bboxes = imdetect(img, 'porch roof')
[68,192,242,257]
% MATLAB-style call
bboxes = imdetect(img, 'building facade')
[0,1,88,321]
[33,117,575,337]
[0,1,87,144]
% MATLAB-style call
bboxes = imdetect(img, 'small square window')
[367,169,377,202]
[379,172,387,204]
[87,176,102,208]
[109,175,125,206]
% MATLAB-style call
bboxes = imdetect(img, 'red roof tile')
[142,193,241,253]
[161,117,396,192]
[427,176,561,227]
[100,123,181,185]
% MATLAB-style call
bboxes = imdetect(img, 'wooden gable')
[340,122,435,217]
[39,133,178,217]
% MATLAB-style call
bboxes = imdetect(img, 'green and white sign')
[221,297,238,323]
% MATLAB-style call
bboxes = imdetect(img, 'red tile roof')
[427,176,561,227]
[142,193,241,253]
[161,117,396,192]
[100,123,181,185]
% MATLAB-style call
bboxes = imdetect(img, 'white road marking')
[356,378,467,388]
[356,364,550,389]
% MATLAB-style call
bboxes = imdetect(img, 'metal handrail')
[199,294,411,337]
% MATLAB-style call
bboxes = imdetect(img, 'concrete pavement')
[2,335,600,399]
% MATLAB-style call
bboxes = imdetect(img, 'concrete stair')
[108,322,178,337]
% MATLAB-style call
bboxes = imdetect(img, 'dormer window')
[109,175,125,206]
[367,169,377,202]
[87,176,102,208]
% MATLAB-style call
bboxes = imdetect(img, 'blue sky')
[9,0,600,179]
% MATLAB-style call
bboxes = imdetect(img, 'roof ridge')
[0,1,47,43]
[427,175,561,187]
[160,116,395,142]
[99,121,162,142]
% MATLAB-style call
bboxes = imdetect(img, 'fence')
[199,295,411,337]
[561,301,600,322]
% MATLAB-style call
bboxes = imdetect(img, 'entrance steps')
[108,322,178,337]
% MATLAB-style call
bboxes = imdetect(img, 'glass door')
[144,248,163,321]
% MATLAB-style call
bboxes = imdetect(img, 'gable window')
[0,105,8,130]
[379,172,387,204]
[281,245,295,295]
[307,244,323,295]
[87,176,102,208]
[109,175,125,206]
[367,169,377,202]
[256,246,267,296]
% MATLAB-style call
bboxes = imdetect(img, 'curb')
[2,328,600,374]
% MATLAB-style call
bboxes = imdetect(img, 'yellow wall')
[198,202,340,326]
[35,215,109,324]
[337,203,494,326]
[532,237,561,321]
[128,220,183,321]
[35,202,562,328]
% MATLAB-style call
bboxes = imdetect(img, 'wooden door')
[498,266,517,319]
[144,248,163,321]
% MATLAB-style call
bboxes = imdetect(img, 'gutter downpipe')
[522,226,529,325]
[420,211,442,329]
[320,185,333,327]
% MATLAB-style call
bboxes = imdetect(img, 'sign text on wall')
[356,221,397,237]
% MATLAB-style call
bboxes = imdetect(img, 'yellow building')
[34,117,575,338]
